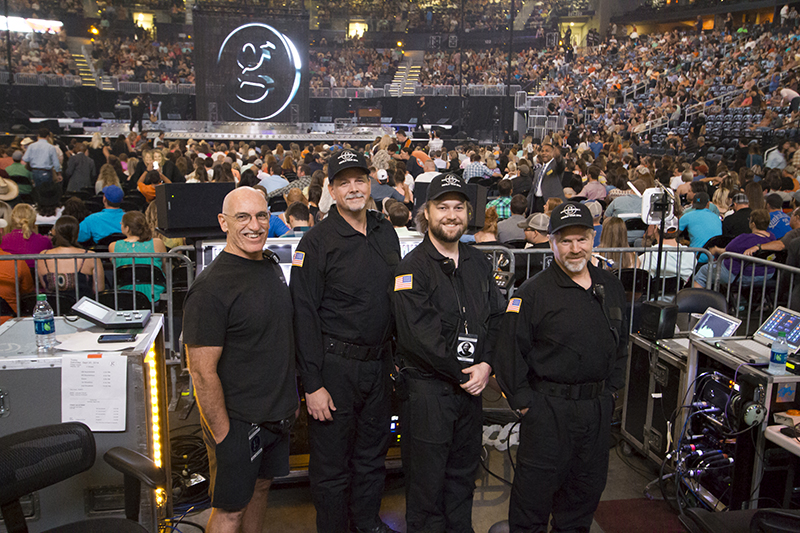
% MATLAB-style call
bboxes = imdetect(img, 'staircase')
[71,50,95,87]
[387,50,424,97]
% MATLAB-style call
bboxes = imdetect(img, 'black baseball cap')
[328,149,369,181]
[426,173,469,202]
[548,202,594,234]
[692,192,710,209]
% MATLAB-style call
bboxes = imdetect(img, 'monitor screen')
[692,309,740,338]
[758,307,800,348]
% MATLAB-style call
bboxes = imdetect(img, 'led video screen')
[194,10,309,122]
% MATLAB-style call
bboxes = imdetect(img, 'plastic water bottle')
[768,332,789,376]
[33,294,56,352]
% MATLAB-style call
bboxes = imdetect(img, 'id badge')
[456,333,478,365]
[248,424,263,463]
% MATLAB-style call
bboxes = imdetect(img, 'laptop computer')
[713,307,800,365]
[656,308,742,357]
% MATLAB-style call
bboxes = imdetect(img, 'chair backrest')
[675,287,728,315]
[750,509,800,532]
[19,292,78,316]
[615,268,652,293]
[115,264,167,287]
[97,290,153,311]
[0,422,95,507]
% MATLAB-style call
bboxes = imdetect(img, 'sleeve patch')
[394,274,413,291]
[292,251,305,267]
[506,298,522,313]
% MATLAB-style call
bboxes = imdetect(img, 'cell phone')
[152,161,159,170]
[98,333,137,343]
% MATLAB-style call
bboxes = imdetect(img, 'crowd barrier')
[0,251,194,358]
[477,245,800,335]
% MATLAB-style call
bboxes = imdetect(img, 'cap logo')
[560,204,582,218]
[338,151,359,164]
[441,175,462,187]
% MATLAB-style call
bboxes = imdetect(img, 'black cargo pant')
[400,376,482,533]
[509,392,612,533]
[308,350,392,533]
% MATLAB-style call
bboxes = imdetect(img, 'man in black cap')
[291,149,401,533]
[391,173,506,532]
[495,202,628,533]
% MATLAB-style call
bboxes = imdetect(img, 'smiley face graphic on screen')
[217,23,302,120]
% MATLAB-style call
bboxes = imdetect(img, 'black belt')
[31,168,53,171]
[405,376,460,396]
[322,335,388,362]
[259,415,295,436]
[532,379,605,401]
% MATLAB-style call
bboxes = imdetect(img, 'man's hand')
[744,245,758,256]
[54,173,63,183]
[213,418,230,444]
[518,408,529,417]
[460,362,492,396]
[305,387,337,421]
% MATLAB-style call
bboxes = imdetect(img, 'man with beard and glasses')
[494,202,629,533]
[291,150,401,533]
[183,187,298,533]
[391,173,506,532]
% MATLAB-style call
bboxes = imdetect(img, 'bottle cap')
[36,294,46,301]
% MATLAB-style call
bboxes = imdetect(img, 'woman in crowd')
[37,215,104,298]
[110,211,167,302]
[87,132,109,173]
[138,169,171,203]
[598,216,639,269]
[144,202,184,250]
[96,163,122,194]
[1,203,52,268]
[62,197,89,222]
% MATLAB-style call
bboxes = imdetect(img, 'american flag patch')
[291,251,305,267]
[506,298,522,313]
[394,274,413,291]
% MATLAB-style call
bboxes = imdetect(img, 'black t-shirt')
[183,251,298,424]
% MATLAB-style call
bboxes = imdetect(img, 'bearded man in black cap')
[391,173,506,532]
[291,149,401,533]
[495,202,629,533]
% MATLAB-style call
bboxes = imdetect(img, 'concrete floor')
[168,389,659,533]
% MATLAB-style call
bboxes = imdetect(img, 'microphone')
[440,258,456,276]
[593,283,606,304]
[592,253,615,268]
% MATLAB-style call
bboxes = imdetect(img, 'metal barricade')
[0,252,194,358]
[118,81,141,93]
[713,252,800,334]
[14,73,40,85]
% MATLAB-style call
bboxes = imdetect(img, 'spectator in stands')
[370,168,406,207]
[5,151,33,198]
[693,209,775,288]
[598,217,638,269]
[486,180,512,219]
[144,202,183,250]
[414,160,439,185]
[78,185,125,245]
[766,193,792,238]
[37,215,104,298]
[497,194,527,244]
[258,162,289,193]
[605,179,645,218]
[62,197,89,223]
[474,207,499,243]
[87,133,109,174]
[638,222,696,284]
[1,203,52,268]
[95,163,121,195]
[65,142,96,193]
[385,199,417,238]
[463,153,492,182]
[22,128,61,191]
[109,211,167,302]
[723,193,752,239]
[766,141,789,170]
[682,191,722,254]
[744,207,800,256]
[582,166,607,200]
[154,149,184,184]
[138,169,171,204]
[746,181,766,210]
[282,201,313,237]
[0,244,33,324]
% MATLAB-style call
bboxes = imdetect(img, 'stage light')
[397,41,403,47]
[89,26,99,35]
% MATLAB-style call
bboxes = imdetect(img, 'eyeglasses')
[223,211,270,224]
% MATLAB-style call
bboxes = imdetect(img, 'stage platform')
[11,117,405,143]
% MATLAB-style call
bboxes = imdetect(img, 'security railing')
[0,251,194,358]
[712,252,800,335]
[0,72,83,86]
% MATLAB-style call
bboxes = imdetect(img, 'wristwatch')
[757,244,762,251]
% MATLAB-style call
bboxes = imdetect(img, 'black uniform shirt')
[392,235,506,384]
[183,251,298,424]
[494,262,629,410]
[290,207,401,394]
